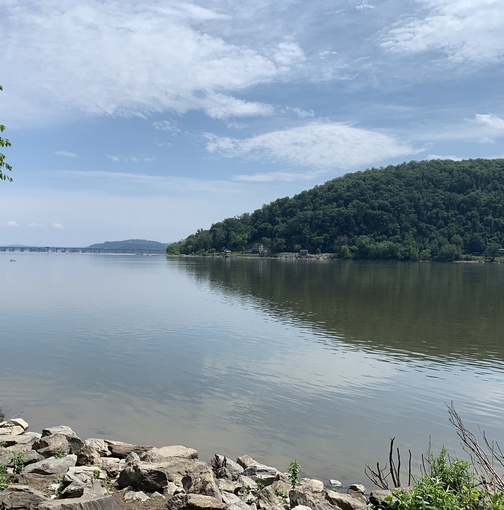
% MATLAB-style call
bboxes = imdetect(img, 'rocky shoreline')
[0,419,393,510]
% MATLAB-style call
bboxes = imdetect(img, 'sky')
[1,0,504,246]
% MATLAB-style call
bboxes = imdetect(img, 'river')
[1,252,503,485]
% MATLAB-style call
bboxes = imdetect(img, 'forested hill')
[168,159,504,261]
[89,239,168,250]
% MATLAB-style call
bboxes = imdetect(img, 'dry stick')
[447,402,504,492]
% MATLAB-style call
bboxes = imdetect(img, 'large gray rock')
[212,455,243,480]
[325,490,367,510]
[140,445,198,462]
[84,439,109,457]
[289,489,334,510]
[0,418,29,436]
[38,495,121,510]
[33,434,71,458]
[299,478,324,493]
[106,441,152,459]
[77,445,102,467]
[167,493,226,510]
[24,454,77,475]
[0,432,40,447]
[117,457,220,498]
[42,426,78,438]
[0,485,47,510]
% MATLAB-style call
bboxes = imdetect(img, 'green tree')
[0,85,13,182]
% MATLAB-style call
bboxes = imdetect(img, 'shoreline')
[0,420,387,510]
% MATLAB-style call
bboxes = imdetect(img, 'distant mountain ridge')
[88,239,168,250]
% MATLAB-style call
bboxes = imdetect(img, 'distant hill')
[89,239,168,251]
[167,158,504,261]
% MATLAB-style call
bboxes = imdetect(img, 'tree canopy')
[168,159,504,261]
[0,85,13,182]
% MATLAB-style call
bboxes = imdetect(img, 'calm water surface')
[1,253,504,484]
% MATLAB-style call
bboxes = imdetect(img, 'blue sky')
[1,0,504,246]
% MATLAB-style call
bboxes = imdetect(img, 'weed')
[93,469,101,480]
[275,488,289,505]
[54,449,68,459]
[287,459,301,489]
[0,464,7,491]
[255,476,267,491]
[12,452,25,475]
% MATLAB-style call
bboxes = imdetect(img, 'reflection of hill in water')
[178,258,504,365]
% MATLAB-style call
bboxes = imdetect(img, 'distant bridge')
[0,246,167,254]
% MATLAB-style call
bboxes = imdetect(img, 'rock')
[77,445,102,467]
[24,454,77,475]
[236,455,257,469]
[0,418,29,436]
[107,442,152,459]
[347,484,366,494]
[299,478,324,493]
[42,426,78,438]
[140,445,198,462]
[123,491,150,502]
[33,434,71,459]
[0,485,47,510]
[368,489,400,508]
[99,458,124,478]
[0,432,40,447]
[38,495,121,510]
[289,489,334,510]
[328,480,341,489]
[242,463,278,486]
[212,455,243,479]
[325,490,367,510]
[291,506,313,510]
[167,493,226,510]
[84,439,109,457]
[255,485,283,508]
[117,457,220,498]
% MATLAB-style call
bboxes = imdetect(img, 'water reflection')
[1,253,504,485]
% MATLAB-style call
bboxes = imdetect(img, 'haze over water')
[1,253,504,485]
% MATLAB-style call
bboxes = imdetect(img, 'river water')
[1,252,503,485]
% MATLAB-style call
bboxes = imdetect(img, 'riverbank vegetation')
[369,405,504,509]
[168,159,504,261]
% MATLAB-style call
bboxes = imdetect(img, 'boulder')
[33,434,71,458]
[38,495,121,510]
[107,442,152,459]
[212,455,243,480]
[77,445,102,467]
[24,454,77,475]
[140,445,198,462]
[123,491,150,502]
[299,478,324,493]
[84,439,109,457]
[0,418,29,436]
[368,489,398,508]
[117,457,220,498]
[325,490,367,510]
[289,489,334,510]
[167,493,226,510]
[42,426,78,438]
[0,485,47,510]
[0,432,40,447]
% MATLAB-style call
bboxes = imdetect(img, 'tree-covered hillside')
[168,159,504,261]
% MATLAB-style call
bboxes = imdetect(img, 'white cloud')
[233,170,326,183]
[5,221,19,227]
[474,114,504,131]
[1,1,295,124]
[105,155,157,163]
[382,0,504,65]
[153,120,181,135]
[54,150,78,158]
[52,223,65,230]
[286,107,315,119]
[205,121,417,170]
[425,154,464,161]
